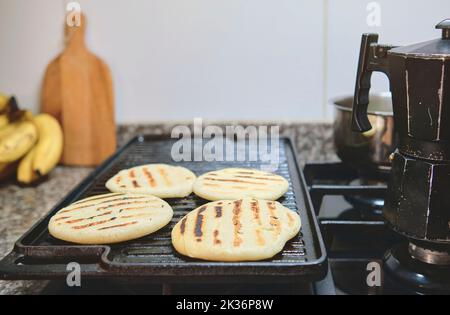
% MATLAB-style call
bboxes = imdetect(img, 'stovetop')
[305,162,450,295]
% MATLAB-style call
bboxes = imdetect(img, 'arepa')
[171,198,301,261]
[49,193,173,244]
[193,168,288,201]
[106,164,196,198]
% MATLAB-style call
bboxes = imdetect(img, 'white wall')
[0,0,449,123]
[325,0,449,119]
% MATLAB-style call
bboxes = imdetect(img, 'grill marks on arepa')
[105,164,196,198]
[172,198,301,261]
[193,206,207,241]
[193,168,289,201]
[141,167,155,187]
[52,194,162,231]
[48,193,173,244]
[178,199,282,247]
[58,194,155,214]
[232,200,243,247]
[129,170,140,188]
[117,166,166,190]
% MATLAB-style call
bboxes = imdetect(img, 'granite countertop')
[0,122,337,295]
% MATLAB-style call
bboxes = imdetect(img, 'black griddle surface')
[0,136,326,283]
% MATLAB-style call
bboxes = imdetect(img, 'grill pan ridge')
[0,136,327,282]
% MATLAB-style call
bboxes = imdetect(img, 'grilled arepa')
[193,168,289,201]
[105,164,196,198]
[171,198,301,261]
[49,193,173,244]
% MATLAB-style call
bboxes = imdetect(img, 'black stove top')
[305,162,450,295]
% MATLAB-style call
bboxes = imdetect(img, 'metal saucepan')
[332,92,396,175]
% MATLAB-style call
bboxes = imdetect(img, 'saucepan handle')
[351,34,395,132]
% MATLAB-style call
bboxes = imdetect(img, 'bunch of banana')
[17,114,63,184]
[0,115,38,182]
[0,93,64,184]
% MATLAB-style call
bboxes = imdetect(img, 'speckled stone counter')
[116,122,338,163]
[0,122,336,295]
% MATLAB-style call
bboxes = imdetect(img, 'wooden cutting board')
[41,14,116,166]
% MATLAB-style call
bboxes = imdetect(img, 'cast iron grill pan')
[0,136,327,282]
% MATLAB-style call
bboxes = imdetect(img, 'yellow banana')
[0,115,8,129]
[0,93,9,113]
[0,121,18,139]
[17,146,38,184]
[21,110,33,120]
[0,120,38,163]
[31,114,63,176]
